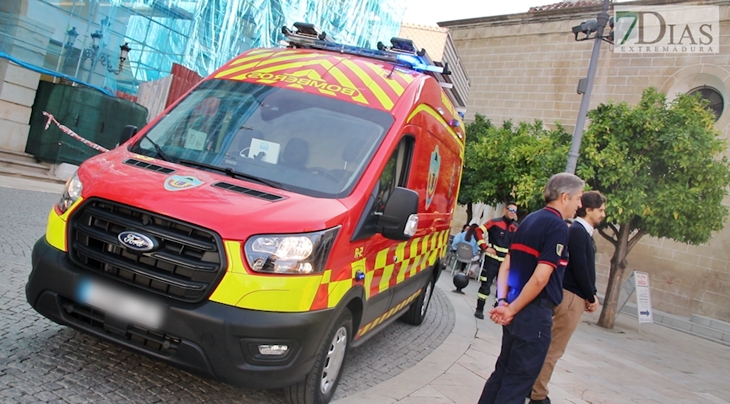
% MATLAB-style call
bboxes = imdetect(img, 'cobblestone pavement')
[0,186,454,403]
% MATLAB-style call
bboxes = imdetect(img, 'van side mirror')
[377,187,419,240]
[119,125,138,145]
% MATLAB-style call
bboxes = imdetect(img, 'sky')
[402,0,564,26]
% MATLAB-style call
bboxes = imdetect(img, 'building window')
[688,86,724,121]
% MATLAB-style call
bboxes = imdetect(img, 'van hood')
[77,153,350,239]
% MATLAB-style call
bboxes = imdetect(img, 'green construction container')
[26,82,148,165]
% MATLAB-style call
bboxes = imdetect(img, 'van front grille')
[68,199,225,303]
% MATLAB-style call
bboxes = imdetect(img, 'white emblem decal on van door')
[426,146,440,209]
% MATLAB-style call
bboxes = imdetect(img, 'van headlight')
[57,172,83,214]
[244,227,340,274]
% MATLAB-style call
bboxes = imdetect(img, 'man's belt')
[529,297,556,311]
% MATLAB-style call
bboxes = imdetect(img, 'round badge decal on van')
[118,231,159,252]
[426,146,441,210]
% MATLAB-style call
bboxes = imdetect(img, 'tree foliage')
[577,87,730,328]
[463,114,570,215]
[458,114,493,221]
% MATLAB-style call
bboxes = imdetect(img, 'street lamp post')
[63,27,131,83]
[565,0,613,174]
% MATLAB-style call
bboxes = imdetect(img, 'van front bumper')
[26,237,333,389]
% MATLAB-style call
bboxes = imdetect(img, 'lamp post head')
[65,27,78,48]
[119,42,131,63]
[91,30,103,48]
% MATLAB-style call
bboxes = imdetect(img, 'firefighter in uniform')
[473,202,519,320]
[478,173,584,404]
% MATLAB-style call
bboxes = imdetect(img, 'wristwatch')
[493,297,507,308]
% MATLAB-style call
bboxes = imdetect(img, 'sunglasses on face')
[508,208,517,213]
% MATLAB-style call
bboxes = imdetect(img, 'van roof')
[213,47,427,112]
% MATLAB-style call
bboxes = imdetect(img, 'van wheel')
[401,277,434,325]
[285,308,352,404]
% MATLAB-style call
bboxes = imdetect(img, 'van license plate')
[78,279,164,329]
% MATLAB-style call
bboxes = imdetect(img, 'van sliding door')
[358,134,415,327]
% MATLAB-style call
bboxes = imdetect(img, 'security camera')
[580,19,598,35]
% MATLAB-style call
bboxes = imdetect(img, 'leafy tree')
[466,117,570,216]
[459,114,492,223]
[577,87,730,329]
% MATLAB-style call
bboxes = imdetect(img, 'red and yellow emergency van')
[26,23,465,404]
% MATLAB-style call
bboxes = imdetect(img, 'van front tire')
[400,276,434,326]
[285,308,352,404]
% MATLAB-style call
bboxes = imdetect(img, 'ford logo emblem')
[118,231,158,252]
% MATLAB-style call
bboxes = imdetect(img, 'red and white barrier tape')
[42,111,110,153]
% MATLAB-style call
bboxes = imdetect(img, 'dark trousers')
[478,302,553,404]
[476,259,500,311]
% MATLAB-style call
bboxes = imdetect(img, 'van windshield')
[131,79,394,198]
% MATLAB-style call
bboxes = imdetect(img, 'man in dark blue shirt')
[529,190,606,404]
[478,173,585,404]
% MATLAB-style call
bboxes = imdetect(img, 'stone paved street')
[0,186,454,403]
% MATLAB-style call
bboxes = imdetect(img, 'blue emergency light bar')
[394,54,443,73]
[282,24,444,75]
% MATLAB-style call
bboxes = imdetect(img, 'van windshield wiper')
[140,134,172,162]
[177,159,283,189]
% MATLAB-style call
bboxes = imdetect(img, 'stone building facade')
[398,23,471,114]
[440,0,730,322]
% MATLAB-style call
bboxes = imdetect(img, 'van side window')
[352,135,414,241]
[375,136,414,213]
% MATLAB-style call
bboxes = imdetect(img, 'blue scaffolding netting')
[0,0,406,96]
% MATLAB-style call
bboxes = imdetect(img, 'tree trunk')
[597,223,631,329]
[466,202,473,224]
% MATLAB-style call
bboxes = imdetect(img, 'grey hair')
[543,173,585,203]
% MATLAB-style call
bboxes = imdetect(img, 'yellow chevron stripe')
[396,257,412,284]
[251,52,323,68]
[328,278,352,308]
[341,59,393,110]
[228,50,275,66]
[362,62,405,96]
[240,59,329,75]
[393,241,409,284]
[320,269,332,284]
[322,60,370,106]
[221,53,325,77]
[379,263,395,293]
[215,62,259,79]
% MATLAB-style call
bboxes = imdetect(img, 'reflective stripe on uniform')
[493,245,509,253]
[485,252,504,262]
